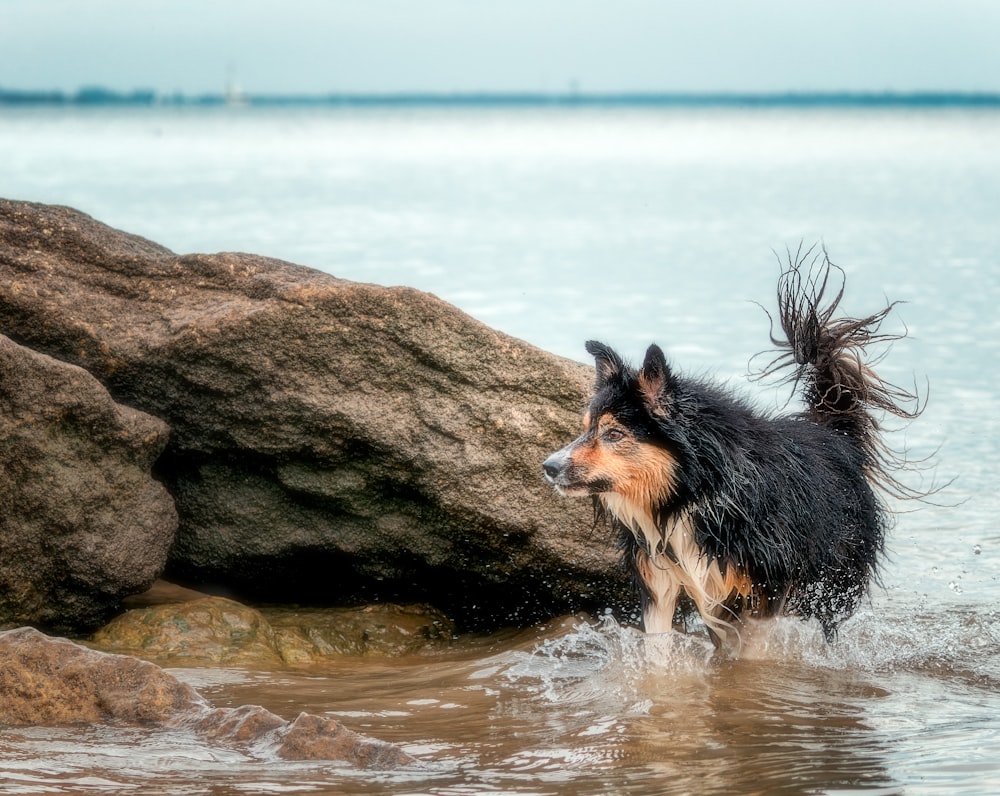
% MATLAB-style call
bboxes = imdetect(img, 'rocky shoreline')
[0,198,630,635]
[0,198,629,765]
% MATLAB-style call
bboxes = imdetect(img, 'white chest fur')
[601,493,742,644]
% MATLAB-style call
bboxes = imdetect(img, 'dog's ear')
[585,340,624,388]
[638,343,673,411]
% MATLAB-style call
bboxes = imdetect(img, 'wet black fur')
[586,250,922,641]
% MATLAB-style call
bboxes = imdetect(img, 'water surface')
[2,609,999,794]
[1,103,998,793]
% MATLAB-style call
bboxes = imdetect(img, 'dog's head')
[543,341,680,507]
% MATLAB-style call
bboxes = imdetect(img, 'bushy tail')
[759,245,925,497]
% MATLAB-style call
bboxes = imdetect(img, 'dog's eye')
[604,429,625,443]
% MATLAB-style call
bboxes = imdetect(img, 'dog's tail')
[760,245,924,497]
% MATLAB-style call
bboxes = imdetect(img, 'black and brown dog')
[543,252,923,651]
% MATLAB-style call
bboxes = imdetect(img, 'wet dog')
[543,252,922,651]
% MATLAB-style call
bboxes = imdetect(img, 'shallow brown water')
[4,603,1000,796]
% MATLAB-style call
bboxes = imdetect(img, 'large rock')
[0,333,177,632]
[0,627,412,767]
[0,199,627,628]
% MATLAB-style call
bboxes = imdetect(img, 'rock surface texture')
[0,199,627,628]
[0,627,412,767]
[0,333,177,632]
[90,596,455,665]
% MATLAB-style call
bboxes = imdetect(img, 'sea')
[1,100,999,794]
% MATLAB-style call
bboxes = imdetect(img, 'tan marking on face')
[576,414,678,510]
[559,413,678,507]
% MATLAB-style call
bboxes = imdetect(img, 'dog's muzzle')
[542,450,568,483]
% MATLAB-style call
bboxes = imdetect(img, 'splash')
[482,600,1000,696]
[736,604,1000,685]
[486,615,715,714]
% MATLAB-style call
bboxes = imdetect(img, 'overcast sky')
[3,0,999,95]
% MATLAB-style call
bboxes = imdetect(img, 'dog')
[542,252,922,651]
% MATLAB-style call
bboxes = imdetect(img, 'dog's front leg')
[636,548,682,634]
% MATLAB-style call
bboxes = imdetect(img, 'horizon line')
[3,87,1000,108]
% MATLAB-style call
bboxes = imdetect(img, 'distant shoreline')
[2,88,1000,108]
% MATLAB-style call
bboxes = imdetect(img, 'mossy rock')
[91,597,455,666]
[91,597,285,667]
[264,603,456,658]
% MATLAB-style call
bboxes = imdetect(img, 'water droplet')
[948,581,964,594]
[931,566,939,573]
[974,544,982,555]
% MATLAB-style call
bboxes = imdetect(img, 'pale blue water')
[2,104,999,794]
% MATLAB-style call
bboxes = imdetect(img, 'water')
[2,103,999,793]
[3,613,1000,794]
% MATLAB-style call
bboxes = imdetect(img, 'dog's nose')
[542,455,562,480]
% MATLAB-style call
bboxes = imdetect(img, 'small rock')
[0,626,203,726]
[91,596,456,665]
[266,603,456,657]
[91,597,286,667]
[0,626,412,768]
[275,712,411,766]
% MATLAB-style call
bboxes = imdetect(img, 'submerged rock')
[266,602,456,658]
[91,597,286,667]
[91,596,456,664]
[0,333,177,632]
[0,199,627,628]
[0,627,413,768]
